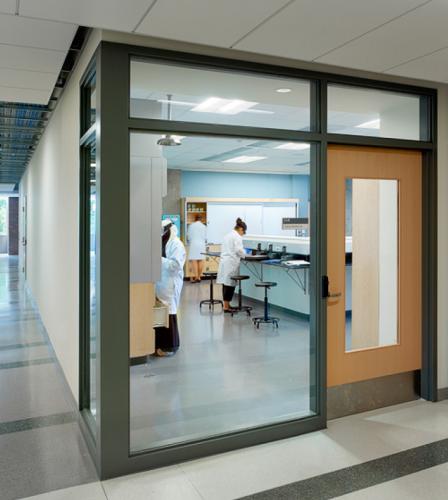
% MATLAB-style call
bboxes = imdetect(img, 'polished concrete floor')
[0,255,98,500]
[130,280,313,452]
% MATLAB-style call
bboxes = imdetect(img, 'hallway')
[0,255,97,499]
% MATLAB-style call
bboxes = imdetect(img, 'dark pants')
[155,314,180,352]
[223,284,236,302]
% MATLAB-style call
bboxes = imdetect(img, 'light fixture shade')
[157,134,181,146]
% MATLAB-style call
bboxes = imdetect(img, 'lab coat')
[217,230,246,287]
[187,221,207,260]
[156,237,186,314]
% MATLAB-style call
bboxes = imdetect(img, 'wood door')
[327,145,422,387]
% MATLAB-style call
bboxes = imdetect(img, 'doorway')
[326,145,422,418]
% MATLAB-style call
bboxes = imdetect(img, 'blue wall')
[181,171,310,216]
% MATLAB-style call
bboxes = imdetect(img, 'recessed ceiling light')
[356,118,380,129]
[276,88,292,93]
[275,143,310,150]
[223,155,267,164]
[192,97,258,115]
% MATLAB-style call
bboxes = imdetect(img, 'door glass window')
[345,178,398,351]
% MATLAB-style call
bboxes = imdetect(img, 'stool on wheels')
[230,275,252,316]
[253,282,279,328]
[200,272,223,310]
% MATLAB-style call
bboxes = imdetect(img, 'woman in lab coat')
[155,219,186,356]
[217,218,247,312]
[187,215,207,283]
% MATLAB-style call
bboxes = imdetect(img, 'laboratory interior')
[127,58,410,454]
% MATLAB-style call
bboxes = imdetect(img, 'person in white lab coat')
[187,215,207,283]
[155,219,186,356]
[217,218,247,312]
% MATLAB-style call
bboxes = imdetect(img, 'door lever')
[322,276,342,299]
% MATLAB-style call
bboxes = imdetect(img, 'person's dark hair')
[195,214,202,222]
[234,217,247,233]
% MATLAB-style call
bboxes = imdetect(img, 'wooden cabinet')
[130,283,168,358]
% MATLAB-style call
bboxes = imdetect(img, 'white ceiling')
[130,133,311,175]
[4,0,448,107]
[0,8,76,104]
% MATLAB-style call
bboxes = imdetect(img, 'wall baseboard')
[437,387,448,401]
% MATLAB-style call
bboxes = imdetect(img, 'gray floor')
[130,280,313,452]
[0,255,98,500]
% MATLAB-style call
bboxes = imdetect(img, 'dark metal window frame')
[79,41,437,479]
[79,57,100,462]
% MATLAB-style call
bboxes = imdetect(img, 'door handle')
[322,276,342,299]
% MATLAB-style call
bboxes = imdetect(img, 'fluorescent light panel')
[275,142,310,151]
[0,184,15,192]
[223,155,267,164]
[356,118,380,129]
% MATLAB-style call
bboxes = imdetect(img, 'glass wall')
[129,132,315,453]
[130,59,311,131]
[80,66,98,422]
[328,84,423,140]
[88,144,97,417]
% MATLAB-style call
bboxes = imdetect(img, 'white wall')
[19,30,102,402]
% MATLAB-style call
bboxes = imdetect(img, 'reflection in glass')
[328,84,423,140]
[129,133,315,453]
[89,145,97,417]
[130,59,310,130]
[345,179,398,352]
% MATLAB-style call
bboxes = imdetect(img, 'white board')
[206,202,297,244]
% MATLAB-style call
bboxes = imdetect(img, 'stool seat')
[231,275,250,281]
[203,271,218,278]
[255,281,277,288]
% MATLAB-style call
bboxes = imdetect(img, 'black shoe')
[224,308,237,314]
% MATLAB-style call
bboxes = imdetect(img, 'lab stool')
[230,275,253,317]
[253,282,279,328]
[200,272,223,310]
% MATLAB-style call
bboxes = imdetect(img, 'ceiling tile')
[20,0,154,31]
[384,47,448,82]
[315,0,448,72]
[0,45,66,73]
[234,0,427,61]
[0,68,57,90]
[0,0,15,14]
[136,0,289,47]
[0,86,50,104]
[0,13,76,50]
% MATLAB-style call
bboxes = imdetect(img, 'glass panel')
[345,178,398,352]
[328,84,423,140]
[129,133,316,453]
[130,59,310,130]
[0,197,7,235]
[88,144,97,418]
